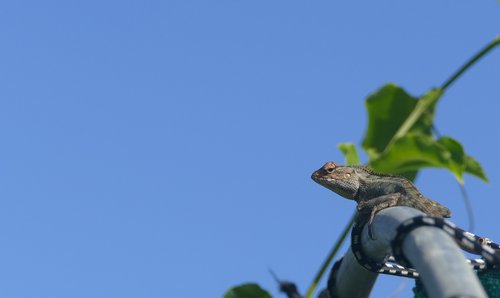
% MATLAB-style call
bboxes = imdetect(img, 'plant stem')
[441,36,500,91]
[458,183,475,232]
[304,212,356,298]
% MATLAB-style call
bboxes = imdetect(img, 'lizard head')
[311,161,360,199]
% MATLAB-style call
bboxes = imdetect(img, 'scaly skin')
[311,162,451,235]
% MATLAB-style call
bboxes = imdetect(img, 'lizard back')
[355,167,451,218]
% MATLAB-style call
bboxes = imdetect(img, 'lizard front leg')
[357,193,402,239]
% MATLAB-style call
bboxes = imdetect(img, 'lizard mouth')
[311,171,323,183]
[311,171,332,184]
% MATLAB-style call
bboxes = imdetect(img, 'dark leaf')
[223,283,273,298]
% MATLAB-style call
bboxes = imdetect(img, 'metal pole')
[358,206,487,298]
[333,247,378,298]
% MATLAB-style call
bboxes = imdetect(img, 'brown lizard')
[311,161,451,237]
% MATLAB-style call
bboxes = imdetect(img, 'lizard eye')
[322,162,337,173]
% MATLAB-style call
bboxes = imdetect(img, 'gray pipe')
[333,206,486,298]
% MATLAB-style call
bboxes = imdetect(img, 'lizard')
[311,161,451,238]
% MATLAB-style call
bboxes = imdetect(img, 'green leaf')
[388,88,442,146]
[223,283,273,298]
[360,84,487,183]
[362,84,441,157]
[369,134,446,173]
[398,170,418,182]
[437,136,465,181]
[338,143,361,165]
[464,155,488,182]
[362,84,421,155]
[368,134,484,184]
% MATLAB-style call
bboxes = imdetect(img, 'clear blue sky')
[1,1,499,297]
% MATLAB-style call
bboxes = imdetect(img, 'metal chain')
[350,215,500,278]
